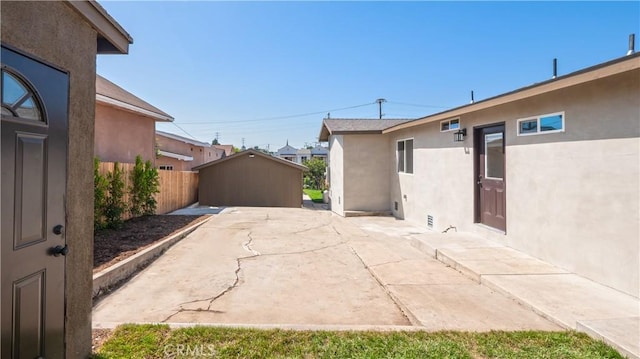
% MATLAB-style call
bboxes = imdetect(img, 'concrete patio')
[93,207,638,358]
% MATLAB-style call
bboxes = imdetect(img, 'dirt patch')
[91,328,112,352]
[94,215,208,273]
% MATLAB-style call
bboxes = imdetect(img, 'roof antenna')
[470,90,475,104]
[327,112,330,119]
[628,33,636,55]
[552,58,558,79]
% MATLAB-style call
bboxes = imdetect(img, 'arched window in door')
[1,69,44,122]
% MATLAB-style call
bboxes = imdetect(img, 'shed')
[193,149,307,208]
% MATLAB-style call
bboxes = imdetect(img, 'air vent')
[427,215,434,228]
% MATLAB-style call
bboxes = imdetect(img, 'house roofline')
[384,53,640,133]
[97,94,174,122]
[156,130,211,147]
[158,150,193,162]
[193,149,308,172]
[65,0,133,54]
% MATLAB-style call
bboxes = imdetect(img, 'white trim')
[156,131,210,147]
[96,94,173,122]
[516,111,565,136]
[396,137,414,174]
[158,150,193,161]
[440,117,461,132]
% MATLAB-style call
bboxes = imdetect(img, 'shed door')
[476,124,506,232]
[1,46,69,358]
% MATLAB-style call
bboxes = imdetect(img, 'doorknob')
[53,224,64,235]
[50,245,69,257]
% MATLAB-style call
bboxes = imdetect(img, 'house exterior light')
[454,128,467,142]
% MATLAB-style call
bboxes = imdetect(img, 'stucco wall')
[95,103,156,164]
[156,135,222,170]
[328,135,344,215]
[389,68,639,297]
[1,1,98,356]
[343,134,392,212]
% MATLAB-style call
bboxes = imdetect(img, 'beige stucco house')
[320,53,640,299]
[95,74,173,164]
[156,130,225,170]
[1,1,131,357]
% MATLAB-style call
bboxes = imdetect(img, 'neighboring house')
[95,74,173,164]
[319,53,640,299]
[1,1,132,357]
[213,144,234,157]
[194,149,308,208]
[155,130,225,171]
[276,141,298,162]
[276,141,329,164]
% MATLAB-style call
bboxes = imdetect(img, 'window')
[1,69,43,122]
[159,165,173,171]
[440,118,460,132]
[397,139,413,174]
[517,112,564,136]
[484,133,504,180]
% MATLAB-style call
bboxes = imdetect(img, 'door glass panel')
[1,70,43,122]
[2,71,27,105]
[485,132,504,180]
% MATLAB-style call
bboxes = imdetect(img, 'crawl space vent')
[427,215,434,228]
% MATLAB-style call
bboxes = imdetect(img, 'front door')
[475,124,506,232]
[1,46,69,358]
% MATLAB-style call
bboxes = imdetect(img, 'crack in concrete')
[369,258,413,268]
[293,223,331,235]
[348,245,414,326]
[243,232,261,256]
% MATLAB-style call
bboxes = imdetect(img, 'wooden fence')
[98,162,199,218]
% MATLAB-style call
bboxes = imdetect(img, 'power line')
[386,100,451,109]
[170,121,198,140]
[175,102,376,125]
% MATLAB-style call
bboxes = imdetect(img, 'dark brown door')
[1,46,68,358]
[476,124,506,232]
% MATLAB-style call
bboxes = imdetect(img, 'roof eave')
[97,94,174,122]
[384,53,640,133]
[65,1,133,55]
[193,149,308,172]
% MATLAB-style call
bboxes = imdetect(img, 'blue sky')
[97,1,639,150]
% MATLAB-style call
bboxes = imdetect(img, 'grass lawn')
[93,325,623,359]
[303,188,324,203]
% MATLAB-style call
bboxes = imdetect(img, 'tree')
[303,157,327,190]
[212,138,220,145]
[142,160,160,215]
[129,156,146,217]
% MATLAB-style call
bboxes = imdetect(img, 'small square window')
[519,120,537,134]
[440,118,460,132]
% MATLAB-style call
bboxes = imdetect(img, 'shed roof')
[192,149,308,172]
[318,118,413,141]
[384,52,640,133]
[96,75,174,122]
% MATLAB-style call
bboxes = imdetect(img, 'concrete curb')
[93,321,426,331]
[92,216,212,298]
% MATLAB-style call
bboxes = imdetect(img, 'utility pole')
[241,137,246,150]
[376,98,386,119]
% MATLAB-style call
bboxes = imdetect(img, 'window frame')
[516,111,565,136]
[396,138,414,174]
[440,117,460,132]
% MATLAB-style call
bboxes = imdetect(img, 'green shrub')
[94,158,108,231]
[128,156,146,217]
[105,162,126,228]
[142,160,160,215]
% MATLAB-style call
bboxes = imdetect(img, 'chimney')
[628,34,635,55]
[552,58,558,79]
[470,90,475,104]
